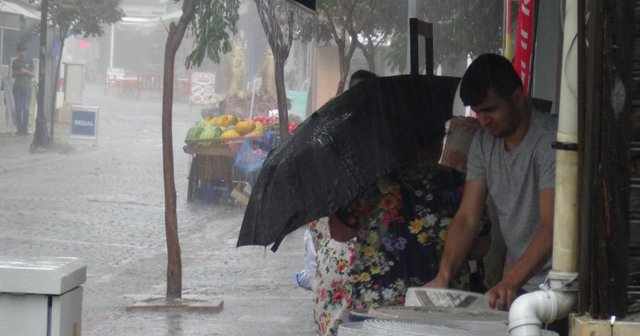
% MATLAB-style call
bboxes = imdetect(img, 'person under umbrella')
[238,74,462,250]
[305,70,376,336]
[322,117,491,334]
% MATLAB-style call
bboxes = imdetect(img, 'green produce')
[197,120,209,129]
[198,125,222,139]
[186,126,205,140]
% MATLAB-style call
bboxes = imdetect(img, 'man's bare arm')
[328,214,358,242]
[486,188,555,310]
[425,179,488,287]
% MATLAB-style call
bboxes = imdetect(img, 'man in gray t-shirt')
[426,54,557,311]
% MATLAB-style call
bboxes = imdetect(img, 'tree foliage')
[47,0,123,36]
[386,0,503,74]
[298,0,404,93]
[350,1,404,73]
[184,0,240,68]
[25,0,123,149]
[308,0,371,93]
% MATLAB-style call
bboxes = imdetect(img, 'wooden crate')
[195,154,235,181]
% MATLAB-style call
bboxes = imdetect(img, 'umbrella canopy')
[237,74,460,251]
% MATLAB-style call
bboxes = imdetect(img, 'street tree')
[162,0,239,301]
[253,0,301,140]
[350,1,404,74]
[299,0,398,94]
[304,0,370,94]
[386,0,503,75]
[27,0,123,149]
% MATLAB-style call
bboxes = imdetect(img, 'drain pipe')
[509,0,580,335]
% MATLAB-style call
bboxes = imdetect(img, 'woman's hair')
[459,53,523,106]
[348,70,377,89]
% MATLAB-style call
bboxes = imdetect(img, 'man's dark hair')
[459,53,523,106]
[17,44,27,52]
[348,69,377,89]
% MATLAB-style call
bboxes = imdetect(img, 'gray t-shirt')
[11,57,34,89]
[466,108,557,292]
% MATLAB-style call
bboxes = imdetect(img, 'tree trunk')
[31,0,50,151]
[364,51,376,73]
[359,40,376,73]
[162,1,196,301]
[334,36,357,95]
[163,31,182,302]
[50,31,66,139]
[275,58,289,140]
[253,1,293,142]
[335,44,348,95]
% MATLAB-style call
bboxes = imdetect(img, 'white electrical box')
[0,257,86,336]
[63,62,84,103]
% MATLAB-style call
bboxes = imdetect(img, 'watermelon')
[186,126,205,141]
[199,125,222,139]
[197,120,209,129]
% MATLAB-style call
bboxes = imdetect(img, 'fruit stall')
[183,113,296,204]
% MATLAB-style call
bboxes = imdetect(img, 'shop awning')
[0,0,40,30]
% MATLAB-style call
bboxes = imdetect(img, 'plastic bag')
[234,138,268,174]
[295,229,317,291]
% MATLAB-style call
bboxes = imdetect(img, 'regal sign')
[70,106,99,140]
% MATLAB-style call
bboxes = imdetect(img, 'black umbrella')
[237,74,460,251]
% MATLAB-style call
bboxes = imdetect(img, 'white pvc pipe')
[509,0,579,334]
[509,290,577,336]
[552,134,579,272]
[553,0,579,275]
[552,0,580,274]
[556,0,578,139]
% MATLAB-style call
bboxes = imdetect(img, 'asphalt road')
[0,85,314,336]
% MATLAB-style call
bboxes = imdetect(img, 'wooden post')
[409,18,433,75]
[587,0,633,318]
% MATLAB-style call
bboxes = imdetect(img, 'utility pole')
[31,0,51,151]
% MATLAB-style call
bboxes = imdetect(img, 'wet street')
[0,85,314,336]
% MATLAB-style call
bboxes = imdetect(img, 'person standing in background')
[11,44,35,135]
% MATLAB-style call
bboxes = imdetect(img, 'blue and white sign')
[71,106,99,140]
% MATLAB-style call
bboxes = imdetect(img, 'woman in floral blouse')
[319,132,490,335]
[310,218,355,336]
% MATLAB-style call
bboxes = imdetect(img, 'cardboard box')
[56,101,79,124]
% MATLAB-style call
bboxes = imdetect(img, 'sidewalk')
[0,85,315,336]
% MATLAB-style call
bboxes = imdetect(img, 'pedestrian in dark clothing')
[11,45,34,135]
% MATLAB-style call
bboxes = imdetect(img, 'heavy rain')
[1,0,639,336]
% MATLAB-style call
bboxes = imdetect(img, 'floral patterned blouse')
[310,219,356,336]
[314,164,489,335]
